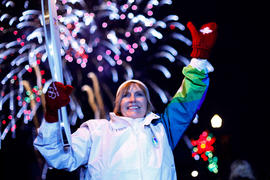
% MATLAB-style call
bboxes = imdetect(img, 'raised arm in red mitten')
[45,82,73,123]
[187,22,217,59]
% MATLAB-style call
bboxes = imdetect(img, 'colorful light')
[191,130,218,174]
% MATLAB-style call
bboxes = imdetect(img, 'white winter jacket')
[35,112,176,180]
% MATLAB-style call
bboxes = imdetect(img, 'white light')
[84,15,93,26]
[192,114,199,124]
[128,13,134,19]
[107,32,117,44]
[191,170,198,177]
[29,51,34,58]
[211,114,222,128]
[194,154,200,160]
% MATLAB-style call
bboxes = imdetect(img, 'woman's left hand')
[187,21,218,59]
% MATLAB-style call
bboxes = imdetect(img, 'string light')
[191,130,218,174]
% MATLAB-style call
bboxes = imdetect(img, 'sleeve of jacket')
[33,120,92,171]
[160,58,212,150]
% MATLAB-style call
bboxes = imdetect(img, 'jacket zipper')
[132,125,144,180]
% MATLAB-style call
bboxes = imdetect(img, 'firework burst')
[0,0,191,148]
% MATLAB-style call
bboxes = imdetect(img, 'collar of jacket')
[109,112,160,130]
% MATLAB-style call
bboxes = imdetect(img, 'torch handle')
[41,0,71,148]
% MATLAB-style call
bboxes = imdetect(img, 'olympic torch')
[41,0,71,147]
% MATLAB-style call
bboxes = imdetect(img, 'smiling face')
[119,84,147,119]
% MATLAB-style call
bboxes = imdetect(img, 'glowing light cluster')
[191,130,218,174]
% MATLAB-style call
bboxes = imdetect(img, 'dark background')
[173,0,267,180]
[0,0,268,180]
[175,0,267,180]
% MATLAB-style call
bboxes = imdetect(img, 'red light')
[201,154,208,161]
[202,131,208,137]
[169,25,175,30]
[17,96,21,101]
[191,140,196,146]
[36,53,42,58]
[27,67,32,72]
[67,23,72,29]
[11,124,16,132]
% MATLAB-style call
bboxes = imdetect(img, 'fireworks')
[0,0,191,148]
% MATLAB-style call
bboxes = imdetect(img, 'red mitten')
[187,21,217,59]
[45,82,73,123]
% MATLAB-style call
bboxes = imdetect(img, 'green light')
[206,151,213,158]
[26,91,31,96]
[30,94,35,100]
[212,156,218,162]
[208,164,214,169]
[25,97,30,103]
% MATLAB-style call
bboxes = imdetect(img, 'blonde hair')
[113,80,153,116]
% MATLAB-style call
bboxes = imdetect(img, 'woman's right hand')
[45,82,73,122]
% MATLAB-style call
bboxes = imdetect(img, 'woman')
[34,22,217,180]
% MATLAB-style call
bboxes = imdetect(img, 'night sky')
[175,0,267,179]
